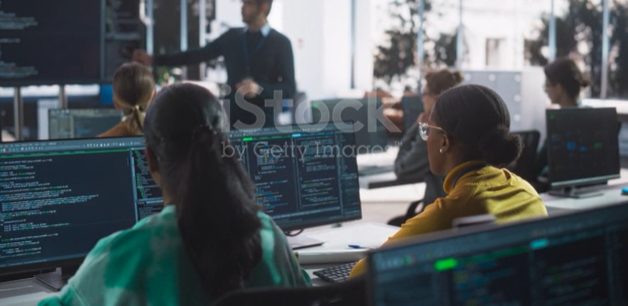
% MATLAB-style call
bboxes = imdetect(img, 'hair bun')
[477,126,523,167]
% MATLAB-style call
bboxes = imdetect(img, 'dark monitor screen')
[310,98,388,153]
[546,108,620,188]
[401,95,424,133]
[0,0,143,86]
[368,203,628,306]
[229,124,362,231]
[49,109,123,139]
[0,137,163,276]
[0,1,102,86]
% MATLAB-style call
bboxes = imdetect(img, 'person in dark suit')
[133,0,295,129]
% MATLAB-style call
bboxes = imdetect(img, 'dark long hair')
[433,84,523,168]
[544,58,590,100]
[144,83,262,298]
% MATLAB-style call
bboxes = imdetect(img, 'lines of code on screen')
[0,150,136,268]
[0,0,101,85]
[232,130,361,229]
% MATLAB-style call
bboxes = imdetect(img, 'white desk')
[0,278,56,306]
[294,222,400,285]
[296,222,399,265]
[356,147,398,168]
[542,183,628,213]
[541,169,628,214]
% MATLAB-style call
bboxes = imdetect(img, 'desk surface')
[296,222,399,265]
[0,278,56,305]
[296,222,399,285]
[542,183,628,211]
[357,147,425,190]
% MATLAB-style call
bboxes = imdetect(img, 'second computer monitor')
[546,108,620,193]
[49,108,123,139]
[229,124,363,231]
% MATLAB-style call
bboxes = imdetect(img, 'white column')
[180,0,188,51]
[456,0,464,69]
[549,0,556,62]
[601,0,610,98]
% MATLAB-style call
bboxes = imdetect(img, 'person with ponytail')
[543,58,590,108]
[99,63,156,137]
[351,85,547,278]
[40,83,309,306]
[533,58,591,191]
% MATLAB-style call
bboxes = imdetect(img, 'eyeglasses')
[419,122,447,141]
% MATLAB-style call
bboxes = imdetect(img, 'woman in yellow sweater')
[350,84,547,277]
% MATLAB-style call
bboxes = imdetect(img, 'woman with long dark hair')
[41,83,309,305]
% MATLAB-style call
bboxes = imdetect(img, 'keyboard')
[313,261,357,283]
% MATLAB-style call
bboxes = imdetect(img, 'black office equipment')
[313,261,357,283]
[546,108,620,198]
[0,1,143,86]
[213,277,367,306]
[367,202,628,306]
[310,98,388,153]
[0,137,163,287]
[400,95,424,134]
[229,123,362,232]
[48,108,123,139]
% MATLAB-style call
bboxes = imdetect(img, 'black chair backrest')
[401,95,424,134]
[509,130,541,182]
[212,277,367,306]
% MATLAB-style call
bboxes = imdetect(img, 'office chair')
[508,130,541,183]
[211,277,367,306]
[387,173,447,227]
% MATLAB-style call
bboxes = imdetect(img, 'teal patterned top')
[39,205,310,306]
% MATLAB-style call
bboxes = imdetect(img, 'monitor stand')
[34,266,78,291]
[548,187,603,199]
[287,235,324,250]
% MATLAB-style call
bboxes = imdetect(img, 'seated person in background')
[99,63,156,137]
[351,85,548,278]
[395,69,463,182]
[40,83,309,306]
[533,58,590,191]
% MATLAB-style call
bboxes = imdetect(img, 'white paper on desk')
[296,249,367,265]
[296,223,399,265]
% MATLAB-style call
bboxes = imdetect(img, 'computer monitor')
[310,98,388,153]
[401,95,424,134]
[367,202,628,306]
[49,109,123,139]
[0,137,163,284]
[546,108,620,198]
[229,123,363,232]
[0,1,144,86]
